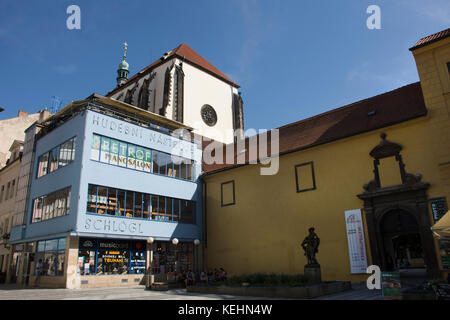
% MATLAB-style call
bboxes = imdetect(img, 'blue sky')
[0,0,449,131]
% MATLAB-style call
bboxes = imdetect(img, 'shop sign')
[90,113,195,157]
[381,272,402,298]
[430,197,448,222]
[345,209,368,274]
[84,216,144,235]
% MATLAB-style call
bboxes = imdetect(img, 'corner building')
[8,95,203,288]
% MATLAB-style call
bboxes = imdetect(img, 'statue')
[301,227,320,267]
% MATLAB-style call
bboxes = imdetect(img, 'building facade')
[8,96,204,288]
[0,141,23,279]
[202,29,450,282]
[107,43,244,144]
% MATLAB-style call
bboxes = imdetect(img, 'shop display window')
[77,238,147,275]
[34,238,66,277]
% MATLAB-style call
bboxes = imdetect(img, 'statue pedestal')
[304,265,321,283]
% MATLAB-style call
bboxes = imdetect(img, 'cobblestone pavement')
[0,283,382,300]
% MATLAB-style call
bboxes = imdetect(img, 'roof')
[203,82,428,175]
[410,28,450,51]
[9,140,24,152]
[107,43,239,97]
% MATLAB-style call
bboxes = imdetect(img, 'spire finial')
[123,41,128,58]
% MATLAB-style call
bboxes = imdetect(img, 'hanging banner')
[345,209,368,274]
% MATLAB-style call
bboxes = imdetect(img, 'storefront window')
[35,238,66,277]
[152,242,193,274]
[78,238,146,275]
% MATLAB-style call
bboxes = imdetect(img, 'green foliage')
[218,273,313,287]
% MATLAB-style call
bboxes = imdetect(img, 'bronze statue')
[301,227,320,266]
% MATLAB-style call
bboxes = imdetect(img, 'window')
[447,62,450,74]
[37,153,49,178]
[134,192,142,218]
[0,185,4,203]
[91,134,195,181]
[78,238,146,275]
[35,238,66,276]
[6,182,10,201]
[87,185,97,213]
[10,180,15,199]
[221,180,235,207]
[32,187,71,223]
[86,184,196,224]
[37,137,76,178]
[295,162,316,193]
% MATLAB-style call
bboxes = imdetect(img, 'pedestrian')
[200,271,207,283]
[220,268,227,281]
[33,259,43,287]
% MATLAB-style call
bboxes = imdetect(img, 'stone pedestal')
[304,265,321,283]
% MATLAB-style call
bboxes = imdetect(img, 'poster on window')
[127,145,136,169]
[109,139,119,165]
[100,137,110,163]
[119,142,127,167]
[136,147,144,171]
[345,209,368,274]
[91,135,101,160]
[144,149,152,172]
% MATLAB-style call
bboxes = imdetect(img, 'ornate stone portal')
[301,227,321,282]
[358,133,441,279]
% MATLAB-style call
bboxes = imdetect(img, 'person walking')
[33,259,43,287]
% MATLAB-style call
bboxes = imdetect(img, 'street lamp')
[172,238,179,277]
[146,237,155,289]
[193,239,200,273]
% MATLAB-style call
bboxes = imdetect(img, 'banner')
[345,209,368,274]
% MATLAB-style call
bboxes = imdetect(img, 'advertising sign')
[345,209,368,274]
[430,197,448,222]
[381,272,402,298]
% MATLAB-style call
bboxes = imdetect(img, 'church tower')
[116,41,130,87]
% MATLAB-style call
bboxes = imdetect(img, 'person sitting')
[186,270,195,286]
[207,270,214,282]
[220,268,227,281]
[200,271,207,284]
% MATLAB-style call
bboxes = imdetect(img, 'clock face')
[200,104,217,127]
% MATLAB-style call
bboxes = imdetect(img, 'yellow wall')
[204,37,450,283]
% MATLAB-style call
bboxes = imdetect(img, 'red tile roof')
[410,28,450,51]
[202,82,427,174]
[107,43,238,96]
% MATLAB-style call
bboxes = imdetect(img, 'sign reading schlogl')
[84,216,144,234]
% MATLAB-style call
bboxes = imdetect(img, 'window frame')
[221,180,236,207]
[294,161,317,193]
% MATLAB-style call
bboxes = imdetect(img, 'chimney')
[18,110,28,117]
[39,110,51,123]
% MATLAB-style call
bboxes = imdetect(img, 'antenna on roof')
[50,95,63,113]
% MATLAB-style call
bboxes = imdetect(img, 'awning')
[432,210,450,238]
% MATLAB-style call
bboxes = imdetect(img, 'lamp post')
[172,238,179,280]
[147,237,155,286]
[194,239,200,273]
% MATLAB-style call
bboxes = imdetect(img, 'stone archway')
[358,133,441,279]
[378,209,424,270]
